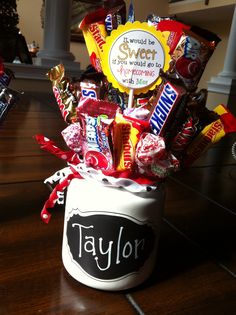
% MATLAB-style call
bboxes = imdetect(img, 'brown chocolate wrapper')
[168,28,221,91]
[148,80,186,138]
[104,0,126,33]
[47,64,78,124]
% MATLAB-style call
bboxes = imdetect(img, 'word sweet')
[149,83,178,135]
[118,42,157,61]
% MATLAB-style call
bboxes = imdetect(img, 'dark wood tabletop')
[1,91,236,315]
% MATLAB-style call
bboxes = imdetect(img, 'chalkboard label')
[66,209,156,280]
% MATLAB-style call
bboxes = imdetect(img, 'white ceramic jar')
[62,178,165,291]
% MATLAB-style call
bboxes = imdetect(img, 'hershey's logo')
[149,83,178,135]
[66,211,155,280]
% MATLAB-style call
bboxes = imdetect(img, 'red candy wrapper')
[171,111,198,155]
[77,98,118,171]
[80,114,114,171]
[61,122,83,154]
[135,132,180,178]
[156,19,190,54]
[77,97,119,118]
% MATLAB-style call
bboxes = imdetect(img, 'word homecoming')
[117,66,156,86]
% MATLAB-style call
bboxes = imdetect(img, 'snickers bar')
[149,82,185,137]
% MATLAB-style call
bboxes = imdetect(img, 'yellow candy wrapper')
[79,8,108,72]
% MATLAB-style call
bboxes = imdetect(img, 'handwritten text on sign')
[110,30,164,90]
[66,211,155,280]
[102,22,170,94]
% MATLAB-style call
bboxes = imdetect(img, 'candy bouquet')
[36,1,236,290]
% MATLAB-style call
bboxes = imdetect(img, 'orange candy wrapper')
[112,113,149,171]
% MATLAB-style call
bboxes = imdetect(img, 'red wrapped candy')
[135,132,180,178]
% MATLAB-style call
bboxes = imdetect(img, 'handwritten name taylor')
[72,223,145,271]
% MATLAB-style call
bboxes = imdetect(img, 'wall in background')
[17,0,168,70]
[17,0,43,49]
[16,0,231,95]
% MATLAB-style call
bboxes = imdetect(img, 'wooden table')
[1,92,236,314]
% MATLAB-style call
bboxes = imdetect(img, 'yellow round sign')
[101,21,170,95]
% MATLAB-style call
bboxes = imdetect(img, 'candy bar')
[0,84,19,123]
[148,81,186,137]
[155,19,190,54]
[77,97,119,119]
[80,113,114,171]
[79,8,108,72]
[183,104,236,166]
[112,113,149,171]
[47,64,78,123]
[0,68,14,86]
[80,81,100,99]
[170,110,198,156]
[104,1,126,33]
[169,28,221,91]
[73,68,107,101]
[77,98,118,170]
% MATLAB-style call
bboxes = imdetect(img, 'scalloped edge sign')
[101,21,170,95]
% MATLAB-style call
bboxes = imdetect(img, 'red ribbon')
[36,134,159,223]
[35,134,81,165]
[41,171,83,224]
